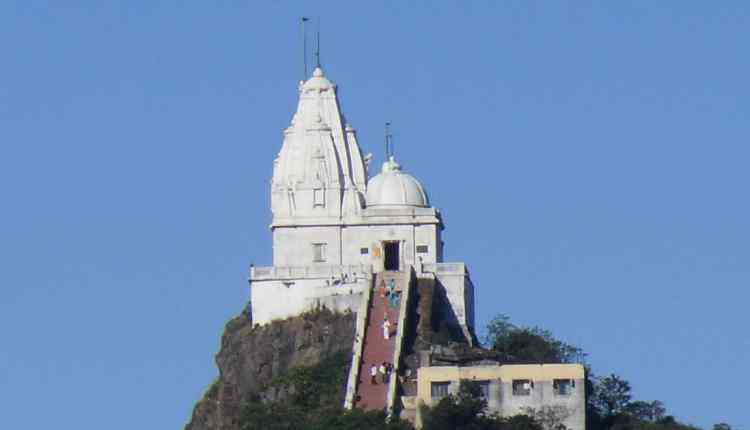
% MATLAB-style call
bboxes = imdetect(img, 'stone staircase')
[351,270,411,412]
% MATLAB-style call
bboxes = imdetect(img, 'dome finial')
[382,156,401,173]
[314,17,322,69]
[384,121,394,159]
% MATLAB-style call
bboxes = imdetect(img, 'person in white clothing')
[382,319,391,340]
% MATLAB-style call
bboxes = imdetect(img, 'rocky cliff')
[185,308,357,430]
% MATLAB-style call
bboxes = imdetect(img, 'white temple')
[249,66,475,341]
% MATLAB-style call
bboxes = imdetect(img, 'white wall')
[273,226,342,266]
[251,277,368,324]
[497,380,585,430]
[414,224,439,264]
[273,223,440,269]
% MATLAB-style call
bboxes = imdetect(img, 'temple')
[247,66,584,429]
[250,66,475,343]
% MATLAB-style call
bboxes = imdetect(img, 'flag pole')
[301,17,309,80]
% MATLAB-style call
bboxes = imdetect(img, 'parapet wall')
[249,262,473,332]
[250,265,372,325]
[421,262,475,343]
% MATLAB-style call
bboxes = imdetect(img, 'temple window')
[312,243,327,262]
[313,188,325,207]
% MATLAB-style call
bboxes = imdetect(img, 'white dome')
[366,157,429,208]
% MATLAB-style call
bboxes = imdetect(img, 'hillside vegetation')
[187,308,724,430]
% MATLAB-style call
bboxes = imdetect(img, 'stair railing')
[385,267,415,416]
[343,274,375,409]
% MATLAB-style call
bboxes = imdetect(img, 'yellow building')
[406,363,585,429]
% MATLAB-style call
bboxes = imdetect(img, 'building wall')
[249,262,475,331]
[261,210,471,331]
[339,225,374,266]
[273,220,440,269]
[464,276,475,334]
[416,364,585,430]
[272,225,342,267]
[341,224,416,270]
[420,263,475,336]
[250,271,370,324]
[414,224,440,263]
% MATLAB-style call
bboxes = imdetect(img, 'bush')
[239,351,414,430]
[420,380,543,430]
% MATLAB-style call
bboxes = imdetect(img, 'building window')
[360,247,369,255]
[553,379,574,396]
[313,188,325,207]
[312,243,327,262]
[416,245,429,254]
[431,382,450,401]
[477,380,490,399]
[512,379,532,396]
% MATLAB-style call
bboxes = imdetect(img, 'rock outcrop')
[185,308,357,430]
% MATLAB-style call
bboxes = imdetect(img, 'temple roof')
[366,156,429,208]
[271,67,369,223]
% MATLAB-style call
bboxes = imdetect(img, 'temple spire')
[273,55,368,224]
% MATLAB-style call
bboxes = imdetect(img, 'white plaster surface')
[250,269,369,324]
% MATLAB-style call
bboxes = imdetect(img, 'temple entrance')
[383,241,400,271]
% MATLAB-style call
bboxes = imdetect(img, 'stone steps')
[353,272,405,411]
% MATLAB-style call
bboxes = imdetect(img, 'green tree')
[239,351,415,430]
[482,316,697,430]
[420,380,543,430]
[240,400,306,430]
[484,315,585,364]
[421,380,488,430]
[239,351,343,430]
[608,414,701,430]
[502,415,547,430]
[624,401,666,422]
[592,374,632,417]
[309,409,414,430]
[522,405,571,430]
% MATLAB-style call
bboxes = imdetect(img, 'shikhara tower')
[250,66,475,342]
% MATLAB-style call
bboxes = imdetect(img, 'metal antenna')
[385,122,392,158]
[301,17,309,79]
[315,18,321,68]
[391,127,395,158]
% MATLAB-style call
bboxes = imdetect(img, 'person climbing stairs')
[353,271,408,411]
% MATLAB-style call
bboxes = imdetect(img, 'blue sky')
[1,2,748,429]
